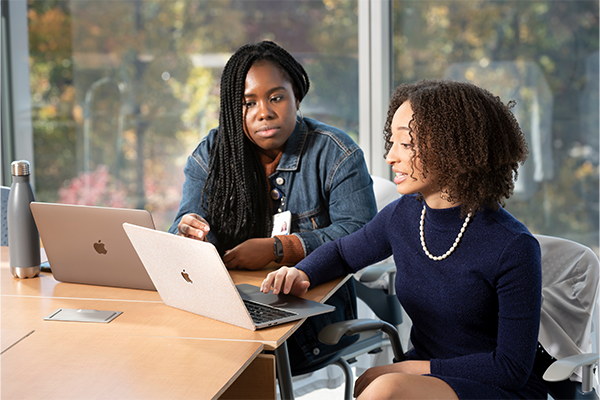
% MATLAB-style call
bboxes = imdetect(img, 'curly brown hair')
[383,79,528,215]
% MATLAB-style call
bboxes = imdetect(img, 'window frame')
[1,0,35,187]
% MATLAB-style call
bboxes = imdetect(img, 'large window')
[3,0,599,252]
[24,0,359,230]
[392,1,599,252]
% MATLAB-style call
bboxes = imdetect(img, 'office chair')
[2,186,10,246]
[286,175,402,399]
[319,234,599,400]
[536,234,599,399]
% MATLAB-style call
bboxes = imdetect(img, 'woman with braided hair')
[169,41,377,369]
[262,79,547,399]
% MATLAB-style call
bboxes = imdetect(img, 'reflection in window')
[392,0,599,252]
[28,0,359,230]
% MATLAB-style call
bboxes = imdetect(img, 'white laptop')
[30,202,156,290]
[122,223,335,331]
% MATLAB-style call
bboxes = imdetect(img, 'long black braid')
[202,41,310,254]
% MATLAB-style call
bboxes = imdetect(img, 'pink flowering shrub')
[58,165,130,208]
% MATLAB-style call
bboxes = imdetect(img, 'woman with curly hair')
[262,79,547,399]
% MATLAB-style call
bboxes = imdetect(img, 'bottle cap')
[11,160,31,176]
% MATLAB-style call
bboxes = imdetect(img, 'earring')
[297,108,304,124]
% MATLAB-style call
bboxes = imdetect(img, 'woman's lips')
[393,172,408,184]
[255,126,279,138]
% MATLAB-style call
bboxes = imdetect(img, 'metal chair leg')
[333,358,354,400]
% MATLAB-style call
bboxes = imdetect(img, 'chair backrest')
[1,186,9,246]
[536,234,599,361]
[356,176,402,325]
[371,175,399,212]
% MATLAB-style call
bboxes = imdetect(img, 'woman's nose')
[258,102,274,120]
[386,144,401,165]
[386,151,397,165]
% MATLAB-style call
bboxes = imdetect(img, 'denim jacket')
[169,117,377,256]
[169,117,377,368]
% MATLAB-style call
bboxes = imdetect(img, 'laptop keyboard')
[243,299,297,324]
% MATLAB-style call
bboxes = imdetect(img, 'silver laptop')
[122,223,335,331]
[30,202,156,291]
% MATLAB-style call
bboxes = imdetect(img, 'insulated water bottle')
[8,160,41,278]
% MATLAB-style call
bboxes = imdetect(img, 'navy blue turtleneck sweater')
[296,194,546,399]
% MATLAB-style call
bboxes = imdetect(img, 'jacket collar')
[277,117,307,172]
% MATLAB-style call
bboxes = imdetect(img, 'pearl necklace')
[419,205,471,261]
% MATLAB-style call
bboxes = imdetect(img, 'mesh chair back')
[535,234,600,398]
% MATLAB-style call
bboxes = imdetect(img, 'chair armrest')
[543,353,599,393]
[318,318,405,362]
[359,263,396,283]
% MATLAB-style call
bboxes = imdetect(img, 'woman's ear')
[296,99,300,110]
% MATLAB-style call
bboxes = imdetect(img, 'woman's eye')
[401,143,412,149]
[244,101,256,108]
[271,95,283,102]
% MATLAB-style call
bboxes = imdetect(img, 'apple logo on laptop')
[181,269,193,284]
[93,240,108,255]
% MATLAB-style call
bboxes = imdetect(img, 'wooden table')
[0,247,345,399]
[2,329,264,400]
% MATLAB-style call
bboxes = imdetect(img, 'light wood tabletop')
[1,246,346,399]
[2,295,299,350]
[1,329,264,400]
[0,247,346,351]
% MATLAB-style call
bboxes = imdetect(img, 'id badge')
[271,211,292,237]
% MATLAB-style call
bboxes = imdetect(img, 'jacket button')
[312,348,320,356]
[276,177,285,185]
[270,189,282,200]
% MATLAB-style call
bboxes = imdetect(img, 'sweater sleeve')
[296,201,396,287]
[277,234,305,265]
[429,233,542,390]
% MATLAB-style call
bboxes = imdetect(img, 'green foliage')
[27,0,362,230]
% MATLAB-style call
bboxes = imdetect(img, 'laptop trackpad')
[236,283,319,310]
